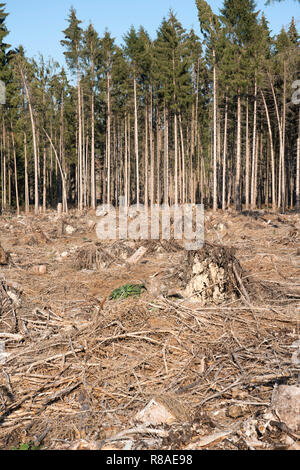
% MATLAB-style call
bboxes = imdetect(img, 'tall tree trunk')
[252,131,259,209]
[44,129,68,213]
[250,79,257,210]
[213,49,217,211]
[1,119,6,211]
[235,88,242,212]
[77,63,83,211]
[268,73,284,211]
[90,54,96,210]
[127,113,131,205]
[245,94,250,210]
[42,146,47,213]
[179,113,185,204]
[81,87,86,208]
[163,102,169,205]
[24,131,29,214]
[107,69,111,205]
[11,130,19,215]
[174,112,178,205]
[19,66,39,215]
[133,73,139,206]
[222,95,228,211]
[281,60,286,212]
[144,104,148,207]
[149,86,155,207]
[260,88,276,210]
[157,110,161,204]
[124,113,128,207]
[191,104,195,204]
[296,108,300,210]
[59,91,66,212]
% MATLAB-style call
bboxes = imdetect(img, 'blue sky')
[5,0,300,67]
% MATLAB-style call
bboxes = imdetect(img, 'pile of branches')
[0,283,298,449]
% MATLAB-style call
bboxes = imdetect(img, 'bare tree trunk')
[213,49,217,211]
[77,64,83,211]
[124,114,128,207]
[268,73,284,211]
[252,131,259,209]
[11,130,19,215]
[281,61,286,212]
[24,131,29,213]
[222,95,228,211]
[144,104,149,208]
[42,146,46,213]
[19,66,39,215]
[2,119,6,211]
[44,129,68,213]
[91,57,96,210]
[191,104,195,204]
[179,113,185,204]
[250,79,257,210]
[81,87,86,209]
[235,88,242,212]
[127,113,131,205]
[245,94,250,210]
[157,110,161,204]
[260,88,276,210]
[8,147,11,208]
[296,109,300,210]
[149,87,155,207]
[107,69,111,205]
[174,112,178,205]
[133,74,139,206]
[163,102,169,205]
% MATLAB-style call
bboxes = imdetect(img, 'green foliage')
[0,2,10,67]
[288,17,299,44]
[61,7,83,73]
[196,0,220,44]
[153,11,192,111]
[11,441,41,451]
[109,284,145,300]
[219,0,260,91]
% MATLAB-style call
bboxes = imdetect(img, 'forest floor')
[0,207,299,450]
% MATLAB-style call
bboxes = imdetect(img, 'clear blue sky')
[5,0,300,67]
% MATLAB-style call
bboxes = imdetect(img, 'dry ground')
[0,208,299,450]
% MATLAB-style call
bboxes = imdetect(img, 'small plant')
[11,441,41,450]
[109,283,145,300]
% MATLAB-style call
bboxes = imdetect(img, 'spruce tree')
[153,11,191,204]
[99,31,116,205]
[0,2,10,81]
[196,0,221,210]
[61,7,83,209]
[82,23,100,209]
[220,0,259,212]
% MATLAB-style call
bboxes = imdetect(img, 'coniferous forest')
[0,0,299,215]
